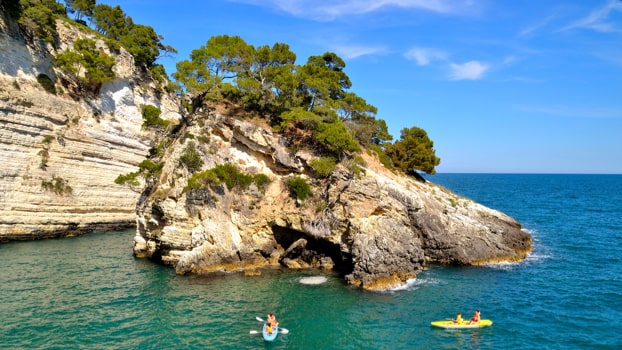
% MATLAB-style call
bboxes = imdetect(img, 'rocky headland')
[1,9,531,291]
[133,105,532,291]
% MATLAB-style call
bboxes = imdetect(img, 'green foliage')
[344,155,366,178]
[15,0,65,43]
[173,35,249,98]
[55,38,116,89]
[138,159,163,176]
[185,163,271,193]
[174,35,299,111]
[42,134,55,144]
[114,171,140,187]
[149,140,171,158]
[91,3,176,69]
[173,35,445,179]
[212,163,253,190]
[253,173,271,190]
[385,126,441,175]
[148,64,168,85]
[279,107,323,131]
[91,4,128,39]
[239,42,298,111]
[314,121,361,157]
[141,105,170,129]
[287,176,312,201]
[309,156,336,177]
[36,73,56,94]
[115,159,161,189]
[142,104,161,121]
[185,169,220,192]
[103,37,121,53]
[368,144,394,170]
[181,132,195,142]
[279,108,360,158]
[41,176,72,196]
[298,52,351,112]
[122,23,176,68]
[344,114,393,147]
[179,141,203,173]
[66,0,95,21]
[175,35,402,165]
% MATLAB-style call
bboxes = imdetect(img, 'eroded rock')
[133,109,532,291]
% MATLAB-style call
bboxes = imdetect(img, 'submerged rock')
[299,276,328,285]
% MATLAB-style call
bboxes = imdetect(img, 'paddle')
[255,316,289,334]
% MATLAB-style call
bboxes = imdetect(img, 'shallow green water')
[1,174,621,349]
[0,229,502,349]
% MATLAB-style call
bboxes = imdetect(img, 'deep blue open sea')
[1,174,621,349]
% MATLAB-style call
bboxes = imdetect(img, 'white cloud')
[448,61,489,80]
[404,48,489,81]
[560,0,622,33]
[404,47,448,65]
[518,14,557,38]
[228,0,478,21]
[332,44,387,59]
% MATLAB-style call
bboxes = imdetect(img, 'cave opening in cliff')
[271,225,353,275]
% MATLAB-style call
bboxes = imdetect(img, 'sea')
[1,174,621,349]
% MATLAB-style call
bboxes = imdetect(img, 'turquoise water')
[1,174,621,349]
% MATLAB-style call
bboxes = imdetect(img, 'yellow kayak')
[431,319,493,329]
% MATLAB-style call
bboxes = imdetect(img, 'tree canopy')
[66,0,95,22]
[91,3,176,69]
[5,0,175,71]
[174,34,441,175]
[8,0,66,43]
[3,1,442,176]
[385,126,441,175]
[174,35,297,110]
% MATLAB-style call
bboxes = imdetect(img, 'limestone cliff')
[0,16,180,240]
[133,106,532,291]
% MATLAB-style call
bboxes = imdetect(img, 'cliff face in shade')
[133,108,532,291]
[0,16,181,240]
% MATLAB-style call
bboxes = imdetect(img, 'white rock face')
[0,18,181,240]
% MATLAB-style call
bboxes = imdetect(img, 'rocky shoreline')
[132,109,532,291]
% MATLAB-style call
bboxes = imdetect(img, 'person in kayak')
[454,312,464,324]
[267,313,279,327]
[265,322,274,335]
[470,310,481,324]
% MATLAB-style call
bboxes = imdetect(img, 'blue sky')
[99,0,622,174]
